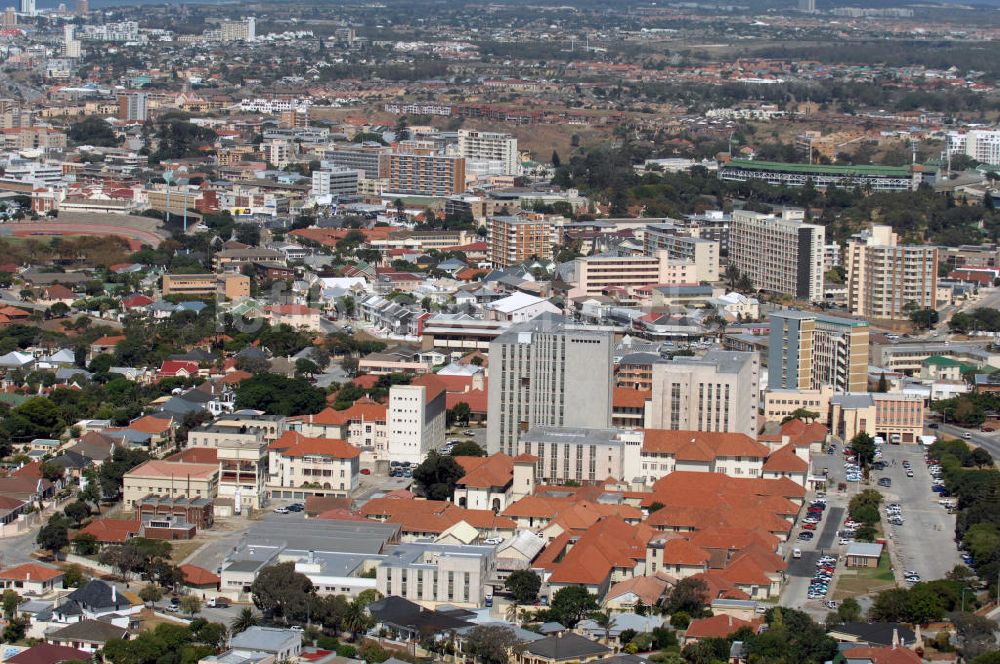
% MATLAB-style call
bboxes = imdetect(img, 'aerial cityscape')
[1,0,1000,662]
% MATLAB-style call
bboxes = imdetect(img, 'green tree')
[139,583,163,607]
[251,562,315,622]
[63,500,90,525]
[448,402,472,427]
[37,517,69,559]
[548,585,598,627]
[179,594,201,617]
[464,624,519,664]
[235,373,326,416]
[505,570,541,604]
[343,598,374,640]
[910,308,940,330]
[412,451,465,500]
[449,439,485,457]
[665,577,709,615]
[849,432,877,469]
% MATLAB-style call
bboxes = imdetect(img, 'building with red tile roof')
[841,646,922,664]
[0,563,64,596]
[359,494,515,539]
[269,431,361,496]
[74,518,141,544]
[603,574,672,612]
[180,564,220,589]
[289,398,387,460]
[158,360,201,378]
[6,643,91,664]
[544,517,655,595]
[683,614,759,644]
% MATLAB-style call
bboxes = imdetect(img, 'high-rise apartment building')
[220,17,255,41]
[117,92,147,122]
[386,375,446,465]
[768,310,869,394]
[643,224,720,282]
[947,130,1000,167]
[486,314,614,455]
[75,0,88,16]
[325,144,390,179]
[730,209,825,302]
[487,215,555,268]
[845,224,938,321]
[1,7,16,25]
[798,0,815,11]
[64,25,81,58]
[457,129,521,176]
[18,0,34,16]
[644,351,760,438]
[385,149,466,197]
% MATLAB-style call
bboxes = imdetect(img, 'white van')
[792,548,802,559]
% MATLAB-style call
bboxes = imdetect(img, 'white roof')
[320,277,367,290]
[489,291,550,314]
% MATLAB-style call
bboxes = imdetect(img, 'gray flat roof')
[245,518,399,555]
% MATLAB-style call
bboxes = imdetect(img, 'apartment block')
[845,225,938,321]
[518,427,643,485]
[386,375,447,465]
[268,431,361,497]
[385,151,465,197]
[161,273,250,300]
[730,209,825,302]
[644,350,760,437]
[311,167,359,199]
[376,542,497,609]
[187,424,269,511]
[324,144,390,179]
[643,224,720,282]
[570,250,697,297]
[117,92,147,122]
[457,129,521,176]
[762,386,835,422]
[123,460,219,507]
[768,310,869,393]
[487,215,555,268]
[487,315,614,455]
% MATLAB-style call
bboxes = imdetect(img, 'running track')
[2,222,166,249]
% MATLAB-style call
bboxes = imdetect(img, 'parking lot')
[781,439,963,616]
[872,444,962,582]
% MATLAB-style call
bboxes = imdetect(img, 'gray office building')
[486,314,614,456]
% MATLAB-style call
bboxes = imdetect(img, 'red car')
[802,523,817,530]
[360,468,371,475]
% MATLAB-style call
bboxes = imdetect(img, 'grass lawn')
[833,555,896,599]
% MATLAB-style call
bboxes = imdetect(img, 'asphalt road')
[937,423,1000,461]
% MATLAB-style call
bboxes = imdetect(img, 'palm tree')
[343,599,373,641]
[505,601,520,625]
[589,609,617,646]
[231,607,260,634]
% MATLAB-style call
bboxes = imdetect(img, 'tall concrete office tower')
[487,314,614,455]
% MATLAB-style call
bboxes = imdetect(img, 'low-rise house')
[0,563,64,596]
[512,632,610,664]
[5,643,91,664]
[682,614,759,646]
[52,580,139,623]
[229,627,303,662]
[46,619,130,652]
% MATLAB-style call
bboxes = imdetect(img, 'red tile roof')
[166,448,218,464]
[613,387,651,409]
[456,454,513,489]
[842,647,922,664]
[180,563,220,586]
[270,431,360,459]
[359,495,515,534]
[641,429,769,460]
[7,644,91,664]
[685,614,757,640]
[75,518,140,544]
[0,563,62,582]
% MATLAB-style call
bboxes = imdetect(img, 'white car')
[483,537,503,545]
[839,538,853,545]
